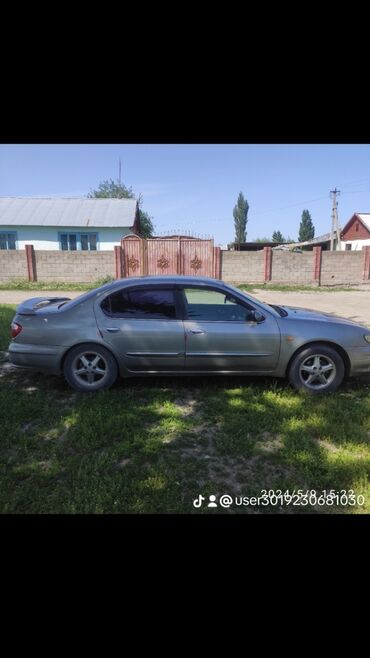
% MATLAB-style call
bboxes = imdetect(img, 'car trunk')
[16,297,71,315]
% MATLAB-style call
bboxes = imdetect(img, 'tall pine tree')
[233,192,249,246]
[272,230,285,243]
[298,210,315,242]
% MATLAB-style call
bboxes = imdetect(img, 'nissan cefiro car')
[8,275,370,393]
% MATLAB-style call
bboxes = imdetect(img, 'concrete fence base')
[0,245,370,286]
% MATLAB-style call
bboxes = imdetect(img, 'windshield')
[223,283,282,317]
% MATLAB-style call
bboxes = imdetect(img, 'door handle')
[188,329,205,334]
[106,327,120,333]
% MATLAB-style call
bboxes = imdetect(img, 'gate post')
[213,246,221,279]
[25,244,37,282]
[114,246,123,279]
[312,246,322,286]
[263,247,272,282]
[363,245,370,280]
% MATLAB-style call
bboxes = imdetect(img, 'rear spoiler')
[16,296,71,315]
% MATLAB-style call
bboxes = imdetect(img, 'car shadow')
[1,360,369,514]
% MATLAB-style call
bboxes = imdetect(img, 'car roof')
[62,276,230,310]
[112,275,226,288]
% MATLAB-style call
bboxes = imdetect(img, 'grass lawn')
[237,283,364,293]
[0,303,369,514]
[0,305,16,351]
[0,277,113,292]
[0,279,365,294]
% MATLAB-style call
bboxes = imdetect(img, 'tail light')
[11,322,22,338]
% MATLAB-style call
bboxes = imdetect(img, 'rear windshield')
[58,282,114,310]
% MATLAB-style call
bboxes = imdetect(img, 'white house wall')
[0,226,132,250]
[340,238,370,251]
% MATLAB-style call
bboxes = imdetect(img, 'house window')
[0,232,17,250]
[80,233,97,251]
[356,223,359,232]
[345,244,352,251]
[60,233,77,251]
[60,233,98,251]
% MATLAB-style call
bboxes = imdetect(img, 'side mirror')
[250,310,265,323]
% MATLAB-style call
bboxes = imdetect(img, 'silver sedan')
[8,275,370,393]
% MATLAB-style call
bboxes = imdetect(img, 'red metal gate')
[147,239,180,276]
[121,235,146,277]
[121,236,221,279]
[179,239,214,277]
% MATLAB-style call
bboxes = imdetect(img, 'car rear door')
[94,285,186,373]
[181,286,280,372]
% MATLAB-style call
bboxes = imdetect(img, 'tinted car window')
[183,288,254,322]
[101,288,176,319]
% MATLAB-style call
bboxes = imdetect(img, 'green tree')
[88,179,154,238]
[233,192,249,246]
[87,178,135,199]
[255,236,271,242]
[298,210,315,242]
[272,230,285,243]
[136,195,155,239]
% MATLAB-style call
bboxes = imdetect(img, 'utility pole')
[330,188,341,251]
[118,159,122,197]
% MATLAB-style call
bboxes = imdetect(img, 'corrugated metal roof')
[273,232,338,250]
[0,197,137,228]
[357,213,370,230]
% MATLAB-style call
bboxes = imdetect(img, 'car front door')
[181,286,280,372]
[95,285,186,373]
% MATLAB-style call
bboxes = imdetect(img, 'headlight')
[364,335,370,344]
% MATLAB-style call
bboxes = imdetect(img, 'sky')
[1,143,370,246]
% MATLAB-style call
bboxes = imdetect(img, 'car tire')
[288,344,345,394]
[63,343,118,392]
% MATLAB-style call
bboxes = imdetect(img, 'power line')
[337,175,370,188]
[340,188,370,195]
[250,186,370,225]
[257,195,328,216]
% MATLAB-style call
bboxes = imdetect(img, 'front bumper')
[347,345,370,376]
[8,342,63,375]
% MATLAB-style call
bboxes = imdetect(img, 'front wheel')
[63,343,118,392]
[288,344,345,394]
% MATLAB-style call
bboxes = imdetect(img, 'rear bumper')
[347,345,370,376]
[8,342,63,375]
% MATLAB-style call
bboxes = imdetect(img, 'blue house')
[0,197,140,251]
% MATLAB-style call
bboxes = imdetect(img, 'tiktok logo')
[193,494,219,508]
[193,494,205,508]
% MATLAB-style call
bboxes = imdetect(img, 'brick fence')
[0,248,116,284]
[0,245,370,286]
[221,246,370,285]
[0,250,28,282]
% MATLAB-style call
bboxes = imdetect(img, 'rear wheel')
[63,343,118,392]
[288,344,345,394]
